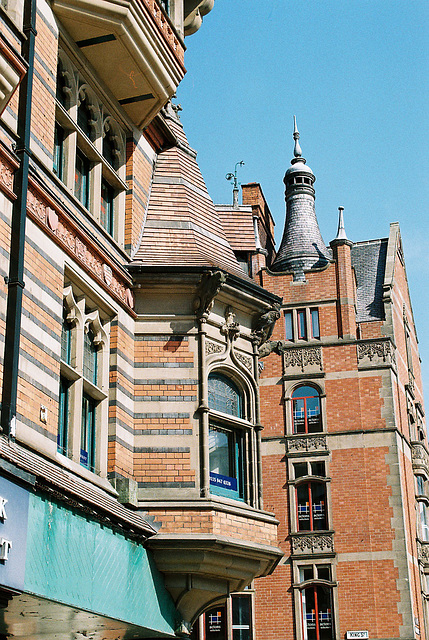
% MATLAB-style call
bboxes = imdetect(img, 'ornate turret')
[271,117,330,280]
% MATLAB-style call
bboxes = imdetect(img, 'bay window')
[207,372,254,504]
[55,48,126,244]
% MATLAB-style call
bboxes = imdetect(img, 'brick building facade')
[212,123,428,640]
[0,2,426,640]
[0,1,284,639]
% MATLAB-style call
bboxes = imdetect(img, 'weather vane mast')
[226,160,245,209]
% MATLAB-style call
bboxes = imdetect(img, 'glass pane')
[311,309,320,339]
[311,482,327,530]
[299,565,314,582]
[292,386,318,399]
[81,394,96,470]
[311,462,325,477]
[232,596,251,640]
[298,310,307,339]
[317,587,334,640]
[208,374,242,417]
[205,606,226,640]
[417,475,425,495]
[294,462,308,479]
[293,398,306,434]
[101,180,114,235]
[61,307,71,364]
[57,377,69,455]
[306,397,322,433]
[209,428,230,477]
[285,311,293,340]
[316,565,331,581]
[302,586,316,640]
[297,483,311,531]
[75,150,89,208]
[54,124,64,180]
[83,326,98,385]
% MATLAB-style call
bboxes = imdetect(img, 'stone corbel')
[193,270,227,320]
[184,0,215,36]
[251,303,281,351]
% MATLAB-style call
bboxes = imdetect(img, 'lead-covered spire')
[271,118,331,280]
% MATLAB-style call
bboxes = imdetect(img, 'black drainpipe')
[1,0,37,436]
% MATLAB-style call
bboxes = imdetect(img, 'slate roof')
[215,205,256,251]
[132,115,247,278]
[351,238,388,322]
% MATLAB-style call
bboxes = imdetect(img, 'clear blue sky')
[177,0,429,399]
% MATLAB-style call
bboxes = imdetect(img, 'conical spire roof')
[271,119,331,279]
[132,107,247,278]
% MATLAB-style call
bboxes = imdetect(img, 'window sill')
[60,360,80,381]
[83,377,107,401]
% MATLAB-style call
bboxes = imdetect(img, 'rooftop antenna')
[226,160,245,209]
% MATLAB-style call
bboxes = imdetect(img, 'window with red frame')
[292,385,322,434]
[296,481,327,531]
[301,584,334,640]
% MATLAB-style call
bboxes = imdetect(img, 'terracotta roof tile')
[133,118,247,277]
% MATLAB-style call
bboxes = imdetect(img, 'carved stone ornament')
[103,263,113,286]
[0,158,13,192]
[292,533,334,555]
[258,340,280,358]
[357,340,396,365]
[287,435,327,453]
[280,345,322,373]
[194,270,227,319]
[418,540,429,565]
[220,305,240,342]
[235,352,253,372]
[251,303,282,347]
[206,340,224,356]
[412,443,429,472]
[26,186,132,309]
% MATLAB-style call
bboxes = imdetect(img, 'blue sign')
[209,472,237,491]
[0,475,30,591]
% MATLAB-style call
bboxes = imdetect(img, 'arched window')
[292,385,321,434]
[301,584,334,640]
[208,373,243,418]
[208,373,246,501]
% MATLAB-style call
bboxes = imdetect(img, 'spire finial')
[293,115,302,158]
[335,206,348,241]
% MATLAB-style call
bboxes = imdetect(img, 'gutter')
[1,0,36,435]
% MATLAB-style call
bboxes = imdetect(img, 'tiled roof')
[132,117,246,277]
[351,238,388,322]
[215,205,256,251]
